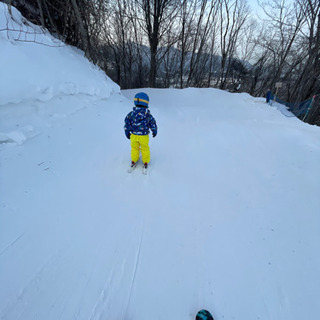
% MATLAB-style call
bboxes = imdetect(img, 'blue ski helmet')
[196,310,214,320]
[134,92,149,107]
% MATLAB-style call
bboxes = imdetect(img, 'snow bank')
[0,2,119,106]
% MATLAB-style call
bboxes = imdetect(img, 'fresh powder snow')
[1,3,320,320]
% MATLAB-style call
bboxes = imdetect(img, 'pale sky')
[247,0,267,18]
[247,0,295,19]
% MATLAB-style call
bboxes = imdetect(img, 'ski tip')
[196,310,214,320]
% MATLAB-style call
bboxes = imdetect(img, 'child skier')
[124,92,157,173]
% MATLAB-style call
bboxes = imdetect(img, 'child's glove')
[125,132,131,139]
[152,131,157,138]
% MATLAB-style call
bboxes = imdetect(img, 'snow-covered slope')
[0,3,117,107]
[1,3,320,320]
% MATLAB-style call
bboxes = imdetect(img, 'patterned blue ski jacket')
[124,106,157,137]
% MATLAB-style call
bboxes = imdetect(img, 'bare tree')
[207,3,220,87]
[216,0,250,89]
[257,0,305,95]
[137,0,180,87]
[292,0,320,102]
[186,0,219,87]
[176,0,198,88]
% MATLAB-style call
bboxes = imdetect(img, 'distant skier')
[266,89,272,105]
[124,92,157,173]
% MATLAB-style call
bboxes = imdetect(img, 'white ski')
[142,164,148,175]
[127,162,137,173]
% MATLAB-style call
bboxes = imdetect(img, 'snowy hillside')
[0,2,117,107]
[1,3,320,320]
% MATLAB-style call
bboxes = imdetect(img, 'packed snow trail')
[1,88,320,320]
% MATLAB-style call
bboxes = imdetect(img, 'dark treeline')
[3,0,320,125]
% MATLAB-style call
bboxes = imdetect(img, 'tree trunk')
[70,0,90,57]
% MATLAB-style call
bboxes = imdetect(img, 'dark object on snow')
[196,309,214,320]
[266,89,272,104]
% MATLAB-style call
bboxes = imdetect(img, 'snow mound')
[0,125,39,145]
[0,2,119,106]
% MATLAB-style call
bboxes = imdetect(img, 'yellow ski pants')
[130,134,150,164]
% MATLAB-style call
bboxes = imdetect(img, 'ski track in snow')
[87,215,147,320]
[123,220,145,320]
[1,252,60,319]
[0,233,25,257]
